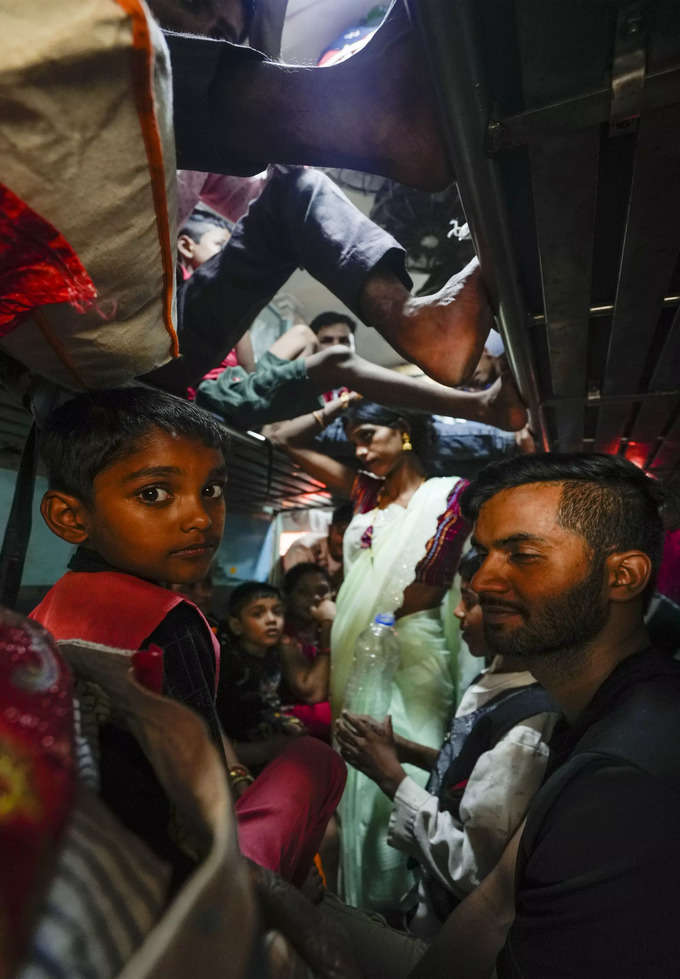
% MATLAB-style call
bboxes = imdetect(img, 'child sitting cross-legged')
[216,581,307,769]
[30,387,345,889]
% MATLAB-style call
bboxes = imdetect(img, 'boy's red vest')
[31,571,220,688]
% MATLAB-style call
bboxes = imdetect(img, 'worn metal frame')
[413,0,680,483]
[0,390,332,515]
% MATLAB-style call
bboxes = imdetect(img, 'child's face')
[287,571,331,624]
[232,595,285,651]
[453,579,486,658]
[83,429,227,585]
[179,226,231,270]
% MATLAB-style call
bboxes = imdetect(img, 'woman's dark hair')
[40,387,229,503]
[341,401,439,473]
[458,547,484,583]
[228,581,282,619]
[283,562,330,595]
[461,452,665,602]
[331,502,354,527]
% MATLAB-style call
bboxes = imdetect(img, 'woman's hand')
[335,711,406,799]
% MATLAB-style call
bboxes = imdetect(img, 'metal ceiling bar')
[408,0,546,449]
[608,1,646,137]
[648,412,680,471]
[0,400,32,419]
[527,130,600,451]
[629,306,680,443]
[542,389,679,408]
[594,103,680,452]
[228,456,322,492]
[531,294,680,324]
[0,420,32,438]
[486,64,680,153]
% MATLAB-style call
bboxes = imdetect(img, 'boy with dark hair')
[33,386,229,744]
[216,580,305,767]
[30,387,345,889]
[177,208,233,273]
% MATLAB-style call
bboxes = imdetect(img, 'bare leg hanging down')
[169,1,453,192]
[359,257,492,388]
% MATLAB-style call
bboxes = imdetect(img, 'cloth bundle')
[0,0,179,389]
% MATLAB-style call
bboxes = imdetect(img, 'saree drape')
[331,477,464,909]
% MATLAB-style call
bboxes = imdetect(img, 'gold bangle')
[339,391,350,411]
[312,409,326,429]
[229,764,252,782]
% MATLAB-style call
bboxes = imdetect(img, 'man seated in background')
[310,312,356,351]
[309,312,356,403]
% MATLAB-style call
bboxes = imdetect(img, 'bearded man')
[410,452,680,979]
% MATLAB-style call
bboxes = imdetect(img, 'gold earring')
[401,432,413,452]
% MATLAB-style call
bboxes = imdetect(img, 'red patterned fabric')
[0,183,97,335]
[0,608,75,974]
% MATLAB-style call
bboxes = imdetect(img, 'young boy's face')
[453,579,486,658]
[179,225,231,271]
[82,428,227,585]
[231,595,285,652]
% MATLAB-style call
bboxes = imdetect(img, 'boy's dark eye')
[203,481,225,500]
[138,486,170,503]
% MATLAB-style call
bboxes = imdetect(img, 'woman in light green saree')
[268,398,471,911]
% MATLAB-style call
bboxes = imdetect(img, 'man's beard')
[482,560,609,660]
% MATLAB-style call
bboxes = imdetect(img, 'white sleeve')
[387,712,556,899]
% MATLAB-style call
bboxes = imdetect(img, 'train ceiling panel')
[412,0,680,485]
[0,389,332,514]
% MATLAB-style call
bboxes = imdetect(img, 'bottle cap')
[374,612,395,627]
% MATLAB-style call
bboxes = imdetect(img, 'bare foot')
[479,372,528,432]
[334,0,453,191]
[360,257,494,386]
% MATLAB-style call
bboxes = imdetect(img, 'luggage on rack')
[0,0,179,389]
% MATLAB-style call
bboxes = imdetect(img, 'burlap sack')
[0,0,179,389]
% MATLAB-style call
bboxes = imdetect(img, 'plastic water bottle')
[343,613,401,719]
